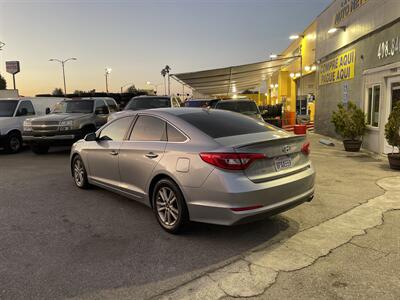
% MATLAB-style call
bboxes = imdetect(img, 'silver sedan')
[70,108,315,233]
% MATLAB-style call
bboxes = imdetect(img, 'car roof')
[217,99,253,103]
[131,95,170,99]
[0,98,22,101]
[186,98,218,101]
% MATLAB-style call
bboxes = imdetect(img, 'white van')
[0,97,65,153]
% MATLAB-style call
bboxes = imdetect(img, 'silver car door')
[86,116,133,187]
[118,115,167,201]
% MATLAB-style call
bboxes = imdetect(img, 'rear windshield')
[216,101,259,116]
[0,100,18,117]
[178,110,272,138]
[185,100,208,108]
[125,97,170,110]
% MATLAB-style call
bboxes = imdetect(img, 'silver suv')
[23,97,118,154]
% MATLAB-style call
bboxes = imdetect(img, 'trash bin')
[294,124,307,135]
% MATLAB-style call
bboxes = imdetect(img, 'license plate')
[274,156,292,171]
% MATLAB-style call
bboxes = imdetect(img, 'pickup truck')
[0,97,63,153]
[23,97,118,154]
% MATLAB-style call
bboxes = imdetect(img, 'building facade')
[315,0,400,154]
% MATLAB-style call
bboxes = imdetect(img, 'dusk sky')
[0,0,331,96]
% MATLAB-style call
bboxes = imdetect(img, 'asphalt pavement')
[0,147,294,300]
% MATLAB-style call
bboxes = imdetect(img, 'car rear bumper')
[184,164,315,225]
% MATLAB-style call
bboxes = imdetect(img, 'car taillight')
[199,152,266,170]
[301,142,310,155]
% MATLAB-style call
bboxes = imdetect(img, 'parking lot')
[0,147,294,299]
[1,133,398,300]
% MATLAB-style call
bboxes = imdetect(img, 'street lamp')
[105,67,112,93]
[269,54,282,59]
[49,57,77,95]
[328,26,346,34]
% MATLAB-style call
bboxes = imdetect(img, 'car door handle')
[145,152,158,159]
[110,150,119,156]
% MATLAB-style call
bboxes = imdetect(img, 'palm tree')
[164,65,171,96]
[161,68,167,95]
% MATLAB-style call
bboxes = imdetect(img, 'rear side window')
[179,110,272,139]
[16,101,35,116]
[130,115,166,141]
[106,99,118,112]
[99,117,133,141]
[167,124,187,142]
[95,100,109,114]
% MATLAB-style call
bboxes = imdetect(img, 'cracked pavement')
[72,133,400,300]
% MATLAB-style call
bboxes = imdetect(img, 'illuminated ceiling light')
[295,73,301,77]
[232,94,238,99]
[311,65,317,71]
[270,84,274,88]
[328,26,346,34]
[290,73,295,78]
[264,93,268,96]
[274,84,278,88]
[289,34,304,40]
[270,53,282,59]
[305,65,311,72]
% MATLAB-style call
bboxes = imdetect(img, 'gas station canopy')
[171,56,298,96]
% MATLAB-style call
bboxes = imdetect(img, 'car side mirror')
[45,107,51,115]
[84,132,97,142]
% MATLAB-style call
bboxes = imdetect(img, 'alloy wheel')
[9,136,21,152]
[74,159,85,187]
[156,187,179,226]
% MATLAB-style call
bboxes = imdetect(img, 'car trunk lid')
[215,131,310,183]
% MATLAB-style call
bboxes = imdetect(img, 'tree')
[125,85,137,93]
[0,74,6,90]
[52,88,64,96]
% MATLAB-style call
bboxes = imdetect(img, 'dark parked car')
[212,99,264,122]
[184,99,219,108]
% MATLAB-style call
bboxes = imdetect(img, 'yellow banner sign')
[319,49,355,86]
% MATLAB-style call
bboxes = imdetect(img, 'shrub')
[331,101,366,140]
[385,102,400,153]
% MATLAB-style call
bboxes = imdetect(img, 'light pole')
[49,58,77,95]
[105,67,112,93]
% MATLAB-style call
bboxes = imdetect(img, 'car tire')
[152,178,189,234]
[4,132,22,154]
[31,144,50,155]
[72,155,90,189]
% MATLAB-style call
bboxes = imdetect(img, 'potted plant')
[384,102,400,170]
[331,101,367,152]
